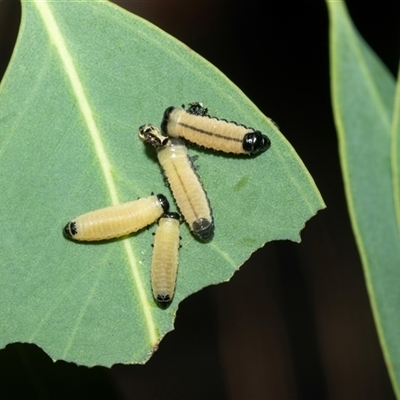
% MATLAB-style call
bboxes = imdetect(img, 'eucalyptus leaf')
[393,67,400,233]
[327,1,400,394]
[0,0,324,366]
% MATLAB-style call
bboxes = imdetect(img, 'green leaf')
[0,0,324,366]
[392,68,400,232]
[327,0,400,395]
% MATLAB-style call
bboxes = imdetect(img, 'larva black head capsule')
[156,194,170,213]
[138,124,169,148]
[192,218,214,242]
[63,221,77,239]
[242,131,271,155]
[161,211,181,222]
[156,293,172,308]
[161,106,175,135]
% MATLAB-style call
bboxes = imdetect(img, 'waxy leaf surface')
[0,0,324,366]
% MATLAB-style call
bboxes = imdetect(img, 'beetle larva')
[151,212,181,305]
[161,102,271,155]
[138,124,214,242]
[63,194,169,241]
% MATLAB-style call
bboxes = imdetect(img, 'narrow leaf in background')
[392,65,400,233]
[0,0,324,366]
[327,0,400,395]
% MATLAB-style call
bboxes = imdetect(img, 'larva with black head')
[151,212,181,306]
[63,194,169,241]
[138,124,214,242]
[161,102,271,155]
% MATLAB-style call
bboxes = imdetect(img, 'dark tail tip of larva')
[259,133,271,152]
[63,221,77,239]
[243,131,271,155]
[156,194,170,213]
[192,218,214,242]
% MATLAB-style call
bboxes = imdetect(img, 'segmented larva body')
[138,124,214,242]
[161,102,271,155]
[63,194,169,241]
[151,212,181,305]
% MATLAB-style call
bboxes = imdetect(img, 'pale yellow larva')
[138,124,214,242]
[161,103,271,155]
[63,194,169,241]
[151,212,181,305]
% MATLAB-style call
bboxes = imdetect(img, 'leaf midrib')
[33,0,158,346]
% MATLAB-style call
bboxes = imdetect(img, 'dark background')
[0,1,399,399]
